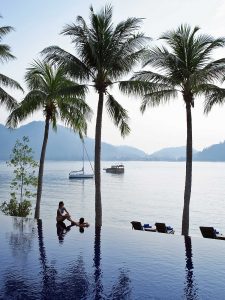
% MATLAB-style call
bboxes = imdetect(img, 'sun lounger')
[155,222,175,234]
[199,226,225,240]
[131,221,143,230]
[131,221,156,232]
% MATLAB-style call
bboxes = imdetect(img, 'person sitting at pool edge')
[56,201,76,225]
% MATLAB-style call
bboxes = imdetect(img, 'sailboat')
[69,140,94,179]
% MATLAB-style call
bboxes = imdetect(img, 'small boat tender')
[103,164,124,174]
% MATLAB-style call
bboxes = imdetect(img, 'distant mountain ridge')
[0,122,148,161]
[147,146,197,161]
[0,121,225,161]
[193,141,225,161]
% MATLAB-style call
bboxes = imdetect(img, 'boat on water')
[103,164,124,174]
[69,141,94,179]
[69,168,94,179]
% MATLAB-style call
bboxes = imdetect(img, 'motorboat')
[103,164,124,174]
[69,141,94,179]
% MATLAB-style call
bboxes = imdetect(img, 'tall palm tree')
[42,5,149,226]
[7,60,91,219]
[0,16,23,110]
[120,24,225,235]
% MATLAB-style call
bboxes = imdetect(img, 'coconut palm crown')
[42,4,149,226]
[0,16,23,110]
[7,60,92,219]
[120,24,225,236]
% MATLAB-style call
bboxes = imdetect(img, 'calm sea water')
[1,160,225,236]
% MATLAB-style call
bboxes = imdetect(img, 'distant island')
[0,121,225,161]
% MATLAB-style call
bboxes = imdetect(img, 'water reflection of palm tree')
[37,219,57,298]
[94,227,132,299]
[41,220,91,299]
[94,226,104,299]
[58,255,91,299]
[184,236,199,299]
[4,219,132,299]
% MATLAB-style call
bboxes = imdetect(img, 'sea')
[1,160,225,237]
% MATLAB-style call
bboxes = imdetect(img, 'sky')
[1,0,225,154]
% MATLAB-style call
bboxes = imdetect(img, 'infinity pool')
[0,215,225,299]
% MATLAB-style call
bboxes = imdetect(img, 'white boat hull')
[69,172,94,179]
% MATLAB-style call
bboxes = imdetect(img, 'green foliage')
[0,198,32,217]
[121,24,225,111]
[0,16,23,111]
[6,60,91,136]
[42,4,149,136]
[0,136,38,217]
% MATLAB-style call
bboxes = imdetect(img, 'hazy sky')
[1,0,225,154]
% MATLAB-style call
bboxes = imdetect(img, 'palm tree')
[120,24,225,236]
[42,5,149,226]
[7,60,91,219]
[0,16,23,110]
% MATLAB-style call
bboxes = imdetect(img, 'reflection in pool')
[1,215,225,299]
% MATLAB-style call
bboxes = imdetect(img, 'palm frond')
[106,93,130,137]
[42,46,92,81]
[0,87,17,110]
[197,84,225,114]
[132,70,175,86]
[142,47,184,83]
[58,97,92,135]
[0,44,15,62]
[0,24,15,62]
[0,73,23,91]
[119,80,170,97]
[140,89,178,113]
[0,26,14,39]
[25,60,52,91]
[113,17,143,41]
[6,90,46,128]
[56,83,88,98]
[197,37,225,64]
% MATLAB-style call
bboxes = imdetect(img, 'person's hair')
[79,217,84,224]
[59,201,64,207]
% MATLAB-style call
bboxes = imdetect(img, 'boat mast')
[82,140,84,174]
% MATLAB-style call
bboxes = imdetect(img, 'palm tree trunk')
[95,92,104,227]
[182,103,192,236]
[34,116,50,219]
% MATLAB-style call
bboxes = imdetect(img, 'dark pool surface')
[0,215,225,300]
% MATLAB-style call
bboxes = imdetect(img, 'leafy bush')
[0,136,38,217]
[0,198,32,217]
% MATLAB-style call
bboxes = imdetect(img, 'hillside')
[0,122,147,161]
[147,146,198,161]
[194,141,225,161]
[1,121,225,161]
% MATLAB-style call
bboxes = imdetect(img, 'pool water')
[0,215,225,299]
